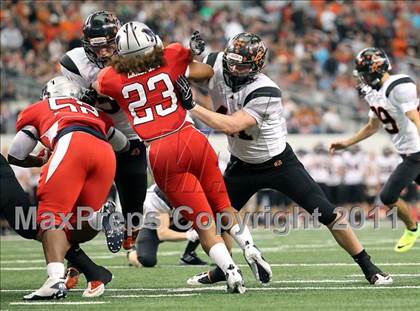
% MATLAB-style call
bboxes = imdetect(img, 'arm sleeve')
[243,96,283,125]
[106,127,128,152]
[391,83,419,113]
[8,126,39,160]
[61,66,90,89]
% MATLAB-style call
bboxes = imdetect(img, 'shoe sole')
[103,215,124,253]
[247,253,272,284]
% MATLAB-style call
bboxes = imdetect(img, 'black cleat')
[102,201,124,253]
[179,251,208,265]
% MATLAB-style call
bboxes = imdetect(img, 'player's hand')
[176,75,196,110]
[329,141,349,154]
[189,30,205,56]
[186,229,199,242]
[80,87,98,106]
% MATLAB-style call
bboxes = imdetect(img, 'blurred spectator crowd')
[1,0,419,135]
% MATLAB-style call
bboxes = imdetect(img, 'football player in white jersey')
[330,47,420,252]
[60,11,148,251]
[176,33,391,286]
[126,185,207,267]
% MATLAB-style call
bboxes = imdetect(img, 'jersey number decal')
[48,98,99,116]
[370,106,399,134]
[121,73,178,125]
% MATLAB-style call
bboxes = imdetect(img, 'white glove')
[186,229,199,242]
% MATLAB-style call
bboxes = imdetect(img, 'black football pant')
[115,139,148,226]
[224,143,337,225]
[380,151,420,205]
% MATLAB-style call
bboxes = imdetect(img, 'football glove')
[189,30,205,56]
[80,87,99,106]
[176,75,196,110]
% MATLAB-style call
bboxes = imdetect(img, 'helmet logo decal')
[371,54,385,72]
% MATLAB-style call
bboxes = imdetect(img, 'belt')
[53,125,107,147]
[229,144,290,170]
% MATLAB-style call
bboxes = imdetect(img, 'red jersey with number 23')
[16,97,109,149]
[96,43,191,141]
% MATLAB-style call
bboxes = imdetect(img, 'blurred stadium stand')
[1,0,419,135]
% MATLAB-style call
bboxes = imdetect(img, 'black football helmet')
[223,33,267,92]
[82,11,121,68]
[354,47,391,90]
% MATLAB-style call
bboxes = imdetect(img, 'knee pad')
[138,255,157,268]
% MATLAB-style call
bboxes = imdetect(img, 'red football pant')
[147,124,231,227]
[37,132,116,229]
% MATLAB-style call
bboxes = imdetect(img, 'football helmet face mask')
[222,33,267,92]
[354,47,391,90]
[115,21,162,57]
[41,76,82,100]
[82,11,121,68]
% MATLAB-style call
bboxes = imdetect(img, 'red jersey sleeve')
[165,43,192,73]
[97,66,117,99]
[16,103,37,132]
[98,111,114,133]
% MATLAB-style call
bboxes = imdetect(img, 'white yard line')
[9,301,108,305]
[3,284,420,294]
[109,293,200,298]
[2,262,420,271]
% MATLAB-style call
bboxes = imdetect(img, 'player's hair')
[109,46,165,74]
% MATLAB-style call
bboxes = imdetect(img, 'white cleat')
[23,277,67,300]
[225,265,246,294]
[244,245,272,284]
[370,273,393,286]
[82,281,105,298]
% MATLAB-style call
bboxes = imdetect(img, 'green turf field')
[1,222,419,311]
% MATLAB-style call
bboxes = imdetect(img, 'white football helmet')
[116,21,162,57]
[41,76,82,99]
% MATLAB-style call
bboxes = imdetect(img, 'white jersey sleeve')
[390,82,418,113]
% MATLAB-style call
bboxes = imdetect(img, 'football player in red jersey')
[8,76,127,300]
[93,22,271,293]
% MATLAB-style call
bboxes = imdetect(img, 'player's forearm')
[8,154,45,168]
[191,105,240,135]
[345,123,378,146]
[157,228,187,242]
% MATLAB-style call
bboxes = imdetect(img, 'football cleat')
[244,244,272,284]
[123,228,140,250]
[368,273,393,286]
[102,201,124,253]
[64,267,80,290]
[187,271,214,286]
[23,277,67,300]
[82,281,105,298]
[394,227,419,253]
[225,265,246,294]
[179,251,208,266]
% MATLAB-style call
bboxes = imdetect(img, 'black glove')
[189,30,205,56]
[176,75,196,110]
[80,87,99,106]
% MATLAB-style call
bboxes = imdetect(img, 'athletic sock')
[408,223,418,232]
[352,249,380,277]
[229,223,254,250]
[209,266,226,282]
[183,240,200,255]
[65,245,100,281]
[47,262,65,279]
[208,243,236,273]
